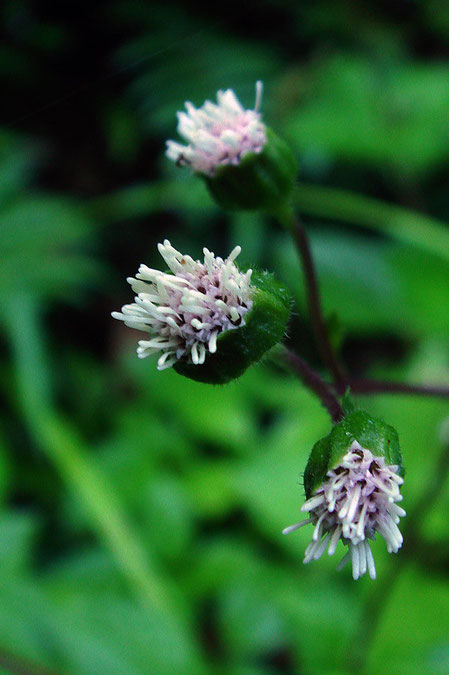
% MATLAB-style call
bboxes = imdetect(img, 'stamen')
[328,525,342,556]
[336,551,351,572]
[313,533,330,560]
[358,541,367,577]
[208,331,218,353]
[301,494,325,512]
[366,542,377,579]
[351,543,360,580]
[254,81,263,112]
[282,518,312,535]
[346,483,361,523]
[312,512,327,541]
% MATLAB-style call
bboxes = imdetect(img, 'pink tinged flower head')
[166,82,266,176]
[112,240,253,371]
[282,441,406,580]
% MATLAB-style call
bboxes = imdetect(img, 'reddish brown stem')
[283,347,344,423]
[284,212,346,388]
[278,209,449,404]
[343,378,449,399]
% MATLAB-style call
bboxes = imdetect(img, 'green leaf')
[286,54,449,176]
[368,565,449,674]
[294,182,449,268]
[0,196,104,301]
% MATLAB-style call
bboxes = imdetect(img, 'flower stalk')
[343,377,449,399]
[276,207,346,389]
[282,347,344,423]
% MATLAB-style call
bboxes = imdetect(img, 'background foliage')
[1,1,449,673]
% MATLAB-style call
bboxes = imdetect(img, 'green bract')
[304,410,404,498]
[174,270,291,384]
[203,128,297,213]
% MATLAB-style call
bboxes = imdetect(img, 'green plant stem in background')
[346,439,449,673]
[4,294,173,616]
[276,207,346,388]
[282,347,344,423]
[294,183,449,266]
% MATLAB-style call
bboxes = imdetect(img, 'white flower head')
[112,240,253,371]
[166,81,266,176]
[283,441,406,580]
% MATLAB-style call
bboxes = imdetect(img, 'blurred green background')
[1,1,449,673]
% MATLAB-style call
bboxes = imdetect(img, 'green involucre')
[174,270,291,384]
[304,410,404,498]
[203,127,297,213]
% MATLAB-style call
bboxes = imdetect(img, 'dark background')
[1,1,449,673]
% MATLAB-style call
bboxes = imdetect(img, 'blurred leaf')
[234,390,329,543]
[0,131,42,204]
[286,54,449,176]
[276,228,449,337]
[0,512,39,576]
[294,182,449,268]
[218,584,287,659]
[367,565,449,674]
[0,572,205,674]
[184,459,236,518]
[91,178,215,222]
[0,196,105,302]
[140,473,195,562]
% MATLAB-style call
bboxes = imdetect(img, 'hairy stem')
[282,347,344,423]
[343,378,449,399]
[277,208,346,388]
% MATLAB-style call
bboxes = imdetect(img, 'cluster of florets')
[166,82,266,176]
[283,441,406,580]
[112,82,408,583]
[112,240,253,370]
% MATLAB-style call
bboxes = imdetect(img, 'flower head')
[166,82,297,213]
[283,441,406,580]
[112,240,253,371]
[166,82,266,176]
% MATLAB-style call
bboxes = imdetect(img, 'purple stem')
[283,348,344,423]
[285,213,346,388]
[344,378,449,399]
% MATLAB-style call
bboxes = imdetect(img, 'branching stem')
[342,378,449,399]
[282,347,344,423]
[276,206,449,415]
